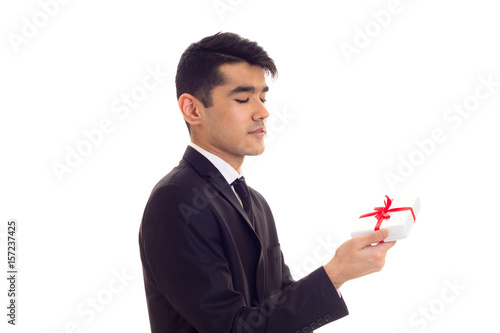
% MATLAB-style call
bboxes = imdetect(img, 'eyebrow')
[227,85,269,96]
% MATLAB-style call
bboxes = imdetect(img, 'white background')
[1,0,499,332]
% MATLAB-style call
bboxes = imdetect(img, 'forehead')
[218,62,268,91]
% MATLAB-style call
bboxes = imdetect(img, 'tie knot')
[232,176,249,200]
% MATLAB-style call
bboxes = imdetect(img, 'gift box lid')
[351,196,421,241]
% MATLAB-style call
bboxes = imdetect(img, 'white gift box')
[351,196,421,242]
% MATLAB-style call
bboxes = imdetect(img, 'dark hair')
[175,32,278,133]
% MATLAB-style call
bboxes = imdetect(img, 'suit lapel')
[182,146,266,300]
[210,178,267,301]
[182,146,257,232]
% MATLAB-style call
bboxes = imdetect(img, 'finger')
[357,229,389,247]
[373,240,396,251]
[381,240,397,249]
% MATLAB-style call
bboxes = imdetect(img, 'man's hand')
[323,229,396,290]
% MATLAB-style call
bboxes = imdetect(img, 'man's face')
[196,62,270,167]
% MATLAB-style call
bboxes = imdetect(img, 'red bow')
[359,195,416,233]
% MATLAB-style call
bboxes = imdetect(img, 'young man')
[139,32,395,333]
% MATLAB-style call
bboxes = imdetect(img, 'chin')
[239,144,264,157]
[247,145,265,156]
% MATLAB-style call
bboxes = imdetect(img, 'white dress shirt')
[189,142,244,205]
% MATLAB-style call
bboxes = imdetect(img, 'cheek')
[222,107,247,128]
[208,103,249,137]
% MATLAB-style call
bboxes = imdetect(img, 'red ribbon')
[359,195,416,234]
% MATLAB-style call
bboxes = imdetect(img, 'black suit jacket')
[139,146,348,332]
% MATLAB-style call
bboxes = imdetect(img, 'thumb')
[359,229,389,246]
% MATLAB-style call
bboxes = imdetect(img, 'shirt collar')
[189,143,242,186]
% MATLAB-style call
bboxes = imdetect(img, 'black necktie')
[232,177,255,225]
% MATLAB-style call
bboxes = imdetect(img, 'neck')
[191,140,244,174]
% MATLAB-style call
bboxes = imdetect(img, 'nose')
[253,99,269,122]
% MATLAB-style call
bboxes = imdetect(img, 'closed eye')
[235,98,267,104]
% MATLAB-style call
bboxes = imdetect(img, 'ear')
[178,93,203,127]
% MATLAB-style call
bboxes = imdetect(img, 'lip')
[248,127,266,136]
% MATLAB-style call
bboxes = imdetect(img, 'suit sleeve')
[140,183,348,333]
